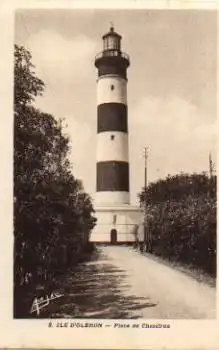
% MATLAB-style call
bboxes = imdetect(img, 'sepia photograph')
[13,8,217,322]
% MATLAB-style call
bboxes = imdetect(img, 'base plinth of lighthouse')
[90,205,143,244]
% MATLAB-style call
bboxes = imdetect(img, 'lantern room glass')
[103,35,120,51]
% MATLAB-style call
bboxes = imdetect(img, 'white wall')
[97,75,127,105]
[90,207,142,243]
[96,131,129,162]
[95,191,130,205]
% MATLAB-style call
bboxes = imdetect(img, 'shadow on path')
[37,247,156,319]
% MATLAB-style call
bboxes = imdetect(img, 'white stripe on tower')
[97,75,127,105]
[96,192,129,204]
[96,132,129,162]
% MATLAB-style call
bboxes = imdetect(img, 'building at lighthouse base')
[90,205,143,244]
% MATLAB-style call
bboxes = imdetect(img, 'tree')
[14,45,96,317]
[14,44,44,109]
[138,173,216,276]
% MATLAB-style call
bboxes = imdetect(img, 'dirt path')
[34,246,216,319]
[99,246,216,319]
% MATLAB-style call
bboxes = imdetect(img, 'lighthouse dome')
[102,26,121,51]
[102,26,122,39]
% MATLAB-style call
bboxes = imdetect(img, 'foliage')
[139,173,216,276]
[14,45,96,317]
[14,44,45,109]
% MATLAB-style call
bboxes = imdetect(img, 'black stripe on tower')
[98,64,126,79]
[98,103,128,133]
[97,161,129,192]
[95,56,129,80]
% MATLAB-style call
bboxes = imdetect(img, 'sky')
[15,9,217,204]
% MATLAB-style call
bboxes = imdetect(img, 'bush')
[139,173,216,276]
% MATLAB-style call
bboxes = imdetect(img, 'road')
[95,246,216,319]
[41,245,216,319]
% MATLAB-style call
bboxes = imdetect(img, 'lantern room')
[95,26,130,80]
[102,26,121,51]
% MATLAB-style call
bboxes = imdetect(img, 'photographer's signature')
[30,291,63,315]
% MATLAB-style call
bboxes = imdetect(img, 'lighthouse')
[90,26,142,244]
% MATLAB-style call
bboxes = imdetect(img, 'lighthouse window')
[113,214,117,224]
[110,84,115,91]
[111,134,115,140]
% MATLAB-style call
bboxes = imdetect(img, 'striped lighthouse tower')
[91,26,142,244]
[95,26,130,206]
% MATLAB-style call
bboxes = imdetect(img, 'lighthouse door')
[110,229,117,244]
